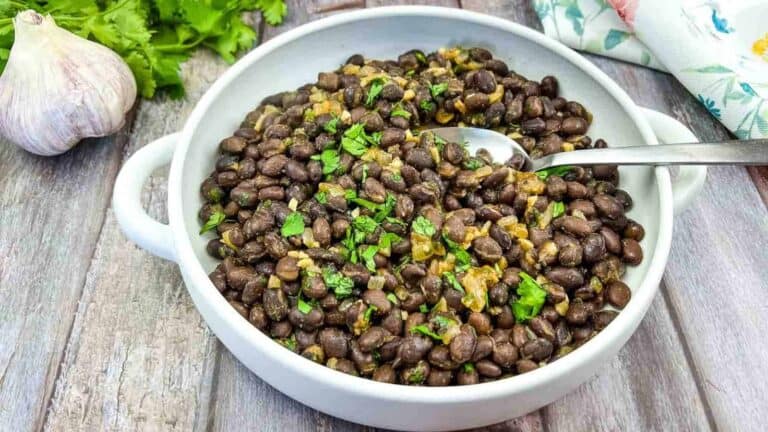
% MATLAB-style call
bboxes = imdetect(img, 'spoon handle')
[536,139,768,170]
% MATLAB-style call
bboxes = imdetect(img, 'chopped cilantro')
[464,158,484,170]
[297,296,313,314]
[462,363,475,373]
[324,115,340,134]
[443,272,465,293]
[341,123,370,156]
[390,173,403,182]
[419,303,429,313]
[429,82,448,98]
[322,267,354,298]
[391,104,412,119]
[433,134,447,151]
[411,324,442,341]
[374,193,397,222]
[310,148,341,175]
[511,272,548,322]
[361,164,369,183]
[314,191,328,204]
[536,166,573,180]
[364,304,378,322]
[414,51,427,64]
[433,315,456,329]
[280,212,305,237]
[199,210,225,235]
[366,78,385,107]
[443,235,471,272]
[377,232,402,250]
[352,216,378,234]
[419,99,436,111]
[361,245,379,272]
[552,201,566,218]
[386,293,399,304]
[412,216,436,237]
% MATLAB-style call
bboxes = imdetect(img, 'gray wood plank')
[41,49,233,432]
[0,117,132,431]
[586,53,768,432]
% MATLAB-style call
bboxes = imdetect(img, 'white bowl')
[113,7,707,431]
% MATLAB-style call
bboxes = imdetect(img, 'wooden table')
[2,1,767,431]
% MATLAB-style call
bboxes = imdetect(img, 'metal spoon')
[429,127,768,171]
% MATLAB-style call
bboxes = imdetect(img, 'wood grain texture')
[587,53,768,432]
[0,120,133,431]
[41,49,234,432]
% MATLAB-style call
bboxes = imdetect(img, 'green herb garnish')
[462,363,475,373]
[443,235,471,272]
[552,201,566,218]
[199,210,225,235]
[419,303,429,313]
[0,1,288,99]
[412,216,436,237]
[352,215,378,234]
[414,51,427,64]
[280,212,305,237]
[364,304,378,322]
[377,232,402,251]
[411,324,441,341]
[443,272,465,293]
[386,293,399,304]
[297,296,313,314]
[361,164,369,183]
[536,166,572,180]
[361,245,379,272]
[433,134,447,151]
[366,78,385,107]
[390,104,412,119]
[310,148,341,175]
[322,267,354,299]
[511,272,548,322]
[314,191,328,204]
[464,158,484,170]
[324,115,340,134]
[429,82,448,98]
[419,99,436,111]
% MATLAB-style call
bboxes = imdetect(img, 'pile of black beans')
[198,47,645,386]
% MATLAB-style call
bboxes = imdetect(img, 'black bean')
[476,359,502,377]
[545,267,585,289]
[621,239,643,265]
[373,365,397,383]
[472,237,502,262]
[492,342,519,368]
[450,325,477,363]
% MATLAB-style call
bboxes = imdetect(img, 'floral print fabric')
[533,0,768,139]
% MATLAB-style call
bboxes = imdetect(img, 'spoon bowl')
[429,126,768,171]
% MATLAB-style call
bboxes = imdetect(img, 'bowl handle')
[639,107,707,214]
[113,133,178,262]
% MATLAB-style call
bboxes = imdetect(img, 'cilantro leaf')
[281,212,305,237]
[257,0,288,26]
[419,99,436,111]
[364,304,378,322]
[386,293,399,304]
[443,272,465,293]
[464,158,484,170]
[366,78,385,107]
[322,267,354,298]
[314,191,328,204]
[443,235,471,272]
[462,363,475,373]
[377,232,402,251]
[433,134,447,151]
[361,245,379,272]
[429,82,448,98]
[419,303,429,313]
[324,115,340,134]
[511,272,548,322]
[411,324,441,341]
[311,148,340,175]
[341,123,369,156]
[412,216,436,237]
[390,103,412,119]
[552,201,566,218]
[374,193,396,222]
[200,210,225,234]
[352,215,378,234]
[536,166,572,180]
[297,296,313,314]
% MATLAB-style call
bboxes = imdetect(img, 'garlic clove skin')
[0,10,137,156]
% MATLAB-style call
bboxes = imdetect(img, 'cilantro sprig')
[322,267,354,299]
[412,216,436,237]
[281,212,305,237]
[511,272,548,322]
[311,149,341,175]
[199,210,225,235]
[429,82,448,98]
[0,0,289,98]
[365,78,385,107]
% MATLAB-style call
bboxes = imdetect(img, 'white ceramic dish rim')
[153,6,685,404]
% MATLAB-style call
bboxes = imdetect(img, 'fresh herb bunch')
[0,0,288,98]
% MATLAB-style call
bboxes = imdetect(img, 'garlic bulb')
[0,10,137,156]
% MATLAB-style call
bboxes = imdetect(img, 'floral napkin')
[533,0,768,139]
